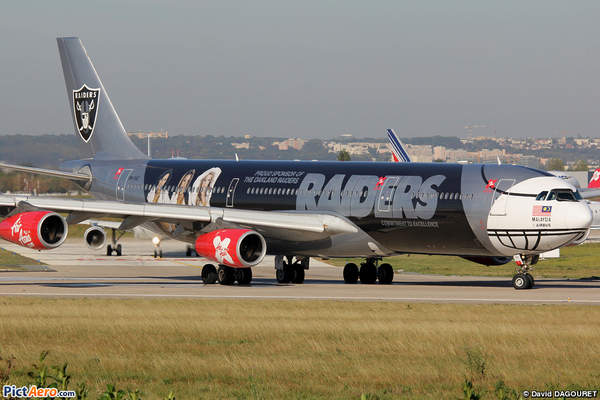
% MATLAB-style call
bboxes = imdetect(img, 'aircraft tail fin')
[57,37,148,160]
[386,129,412,162]
[589,169,600,188]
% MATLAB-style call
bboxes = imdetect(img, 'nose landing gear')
[512,254,538,290]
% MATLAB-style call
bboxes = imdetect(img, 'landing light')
[152,237,161,245]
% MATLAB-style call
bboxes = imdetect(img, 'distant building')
[406,145,433,162]
[518,155,539,169]
[272,138,307,150]
[127,131,168,139]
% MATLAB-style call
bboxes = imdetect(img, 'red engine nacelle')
[0,211,68,250]
[195,229,267,268]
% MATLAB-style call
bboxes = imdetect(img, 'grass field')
[0,298,599,399]
[0,247,42,270]
[324,242,600,279]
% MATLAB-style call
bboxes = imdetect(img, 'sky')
[2,1,600,140]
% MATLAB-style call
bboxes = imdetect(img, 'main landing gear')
[106,228,124,256]
[343,258,394,284]
[512,254,538,290]
[200,264,252,285]
[274,255,308,284]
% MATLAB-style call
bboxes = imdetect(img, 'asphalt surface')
[0,238,599,304]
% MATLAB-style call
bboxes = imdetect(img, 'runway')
[1,238,599,304]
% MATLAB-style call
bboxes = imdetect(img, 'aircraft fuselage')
[60,158,593,259]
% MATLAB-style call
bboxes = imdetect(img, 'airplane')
[387,128,600,258]
[0,37,595,290]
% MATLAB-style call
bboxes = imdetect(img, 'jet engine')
[195,229,267,268]
[84,226,107,250]
[0,211,68,250]
[461,256,512,266]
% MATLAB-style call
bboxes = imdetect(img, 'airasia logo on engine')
[196,229,266,268]
[196,229,248,267]
[10,216,34,248]
[213,235,234,265]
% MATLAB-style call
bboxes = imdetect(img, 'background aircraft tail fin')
[386,129,412,162]
[57,37,148,160]
[589,169,600,188]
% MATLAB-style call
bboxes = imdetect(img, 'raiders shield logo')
[73,84,100,143]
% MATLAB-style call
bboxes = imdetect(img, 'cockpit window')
[538,189,582,202]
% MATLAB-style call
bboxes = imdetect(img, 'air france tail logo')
[73,84,100,143]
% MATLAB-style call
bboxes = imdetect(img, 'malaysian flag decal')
[532,205,552,216]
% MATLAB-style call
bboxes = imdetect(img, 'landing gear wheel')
[153,249,157,258]
[359,262,377,284]
[107,245,113,256]
[276,262,293,283]
[377,263,394,284]
[158,249,163,259]
[291,264,305,284]
[201,264,218,284]
[343,263,359,284]
[512,273,531,290]
[116,244,122,256]
[218,265,236,285]
[526,273,535,289]
[237,268,253,285]
[186,248,192,257]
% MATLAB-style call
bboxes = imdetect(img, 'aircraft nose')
[566,202,593,230]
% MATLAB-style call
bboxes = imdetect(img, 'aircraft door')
[116,169,133,201]
[377,177,400,213]
[226,178,239,207]
[489,179,515,216]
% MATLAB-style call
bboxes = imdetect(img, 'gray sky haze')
[2,1,600,140]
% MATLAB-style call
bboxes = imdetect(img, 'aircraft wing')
[0,162,91,181]
[0,194,357,242]
[578,188,600,199]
